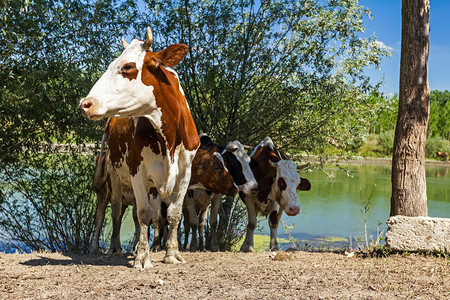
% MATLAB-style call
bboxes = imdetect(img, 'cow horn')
[121,38,129,49]
[243,145,254,151]
[297,163,309,171]
[143,27,153,51]
[269,160,278,168]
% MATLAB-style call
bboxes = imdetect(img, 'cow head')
[269,160,311,216]
[80,27,189,120]
[191,149,238,197]
[222,141,259,196]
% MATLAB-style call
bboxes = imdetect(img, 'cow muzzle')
[79,97,99,120]
[286,206,300,216]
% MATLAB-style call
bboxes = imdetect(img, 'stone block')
[386,216,450,253]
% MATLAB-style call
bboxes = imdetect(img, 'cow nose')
[288,206,300,216]
[251,187,259,196]
[80,97,94,111]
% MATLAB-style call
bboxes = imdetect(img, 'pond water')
[117,163,449,250]
[266,163,450,249]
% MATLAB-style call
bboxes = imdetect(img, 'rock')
[386,216,450,253]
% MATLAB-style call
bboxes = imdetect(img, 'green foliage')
[367,94,398,134]
[0,152,97,253]
[216,196,250,251]
[377,130,395,156]
[142,0,391,149]
[0,0,139,253]
[353,185,386,256]
[428,90,450,140]
[358,134,381,157]
[425,136,450,158]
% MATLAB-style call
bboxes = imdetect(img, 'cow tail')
[92,118,111,193]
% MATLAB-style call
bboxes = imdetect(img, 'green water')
[119,163,449,249]
[269,163,450,245]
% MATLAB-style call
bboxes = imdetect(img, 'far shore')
[296,155,449,167]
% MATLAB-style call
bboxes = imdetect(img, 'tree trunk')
[391,0,430,217]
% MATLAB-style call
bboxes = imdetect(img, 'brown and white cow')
[90,150,139,254]
[80,28,199,268]
[150,144,239,251]
[182,134,259,252]
[240,137,311,252]
[90,124,238,255]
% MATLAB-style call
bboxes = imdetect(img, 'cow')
[240,137,311,252]
[150,141,239,251]
[183,134,259,252]
[436,151,449,161]
[90,123,238,255]
[80,27,199,268]
[90,150,139,254]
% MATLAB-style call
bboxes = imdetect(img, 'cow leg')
[149,195,162,252]
[185,197,199,252]
[107,180,124,254]
[198,206,209,251]
[269,204,283,251]
[131,200,140,251]
[208,193,222,252]
[164,161,194,263]
[160,218,168,250]
[159,202,169,250]
[240,196,257,252]
[182,204,190,251]
[91,183,109,254]
[164,200,185,263]
[131,176,152,269]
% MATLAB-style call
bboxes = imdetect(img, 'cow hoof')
[164,253,186,264]
[134,257,153,269]
[240,244,253,252]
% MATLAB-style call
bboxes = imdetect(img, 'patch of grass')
[232,234,290,252]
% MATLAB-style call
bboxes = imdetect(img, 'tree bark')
[391,0,430,216]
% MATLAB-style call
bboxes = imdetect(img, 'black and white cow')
[183,134,259,251]
[240,137,311,252]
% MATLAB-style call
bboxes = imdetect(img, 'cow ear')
[297,178,311,191]
[153,44,189,68]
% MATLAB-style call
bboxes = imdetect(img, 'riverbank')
[295,154,449,167]
[0,251,448,299]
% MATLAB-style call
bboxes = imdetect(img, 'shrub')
[216,196,250,252]
[377,130,395,156]
[425,136,450,158]
[0,149,97,253]
[358,134,382,157]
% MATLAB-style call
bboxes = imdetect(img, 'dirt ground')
[0,250,448,299]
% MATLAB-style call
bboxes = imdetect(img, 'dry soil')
[0,250,448,299]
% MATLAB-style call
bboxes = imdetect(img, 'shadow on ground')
[20,252,136,267]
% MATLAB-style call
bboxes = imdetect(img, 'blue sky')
[361,0,450,95]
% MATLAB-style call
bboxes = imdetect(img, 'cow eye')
[121,63,135,72]
[278,177,287,191]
